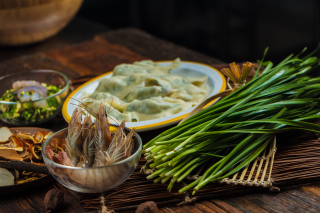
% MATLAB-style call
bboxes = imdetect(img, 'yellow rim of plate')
[62,60,227,131]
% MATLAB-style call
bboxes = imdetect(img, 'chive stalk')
[143,47,320,194]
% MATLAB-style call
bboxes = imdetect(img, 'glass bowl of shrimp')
[42,105,142,193]
[0,70,69,126]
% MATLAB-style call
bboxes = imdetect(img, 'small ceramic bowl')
[42,127,142,193]
[0,70,69,126]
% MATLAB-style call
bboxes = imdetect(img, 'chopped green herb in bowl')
[0,70,69,126]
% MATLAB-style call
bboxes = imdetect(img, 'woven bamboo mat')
[78,126,320,212]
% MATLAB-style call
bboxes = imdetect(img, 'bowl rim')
[0,70,69,104]
[42,126,143,170]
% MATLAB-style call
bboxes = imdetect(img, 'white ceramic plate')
[62,61,226,132]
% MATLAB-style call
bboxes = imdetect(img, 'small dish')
[0,127,54,196]
[0,70,69,126]
[63,61,226,132]
[42,126,142,193]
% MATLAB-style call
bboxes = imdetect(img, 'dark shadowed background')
[78,0,320,64]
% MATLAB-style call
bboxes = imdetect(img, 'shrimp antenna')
[108,102,125,114]
[108,116,120,126]
[70,97,98,118]
[71,102,97,118]
[105,95,126,115]
[106,96,114,114]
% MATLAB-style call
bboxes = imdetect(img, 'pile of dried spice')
[0,127,54,186]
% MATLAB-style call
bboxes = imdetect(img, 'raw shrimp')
[58,151,74,167]
[66,107,83,166]
[106,121,126,159]
[12,80,44,90]
[31,92,48,108]
[32,98,48,108]
[45,104,138,191]
[93,150,108,167]
[14,86,48,98]
[46,146,73,166]
[45,146,62,164]
[93,118,135,166]
[103,121,133,165]
[95,103,112,151]
[124,128,135,158]
[12,85,48,102]
[92,104,113,167]
[78,114,95,167]
[31,92,41,101]
[19,93,31,102]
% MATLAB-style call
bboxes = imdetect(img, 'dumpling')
[95,73,150,99]
[85,99,131,122]
[184,76,208,87]
[133,58,181,71]
[144,77,172,92]
[147,75,208,103]
[124,97,192,122]
[113,58,181,76]
[83,58,210,123]
[123,85,170,102]
[88,92,127,112]
[168,90,194,102]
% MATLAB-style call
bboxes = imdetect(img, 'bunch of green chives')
[143,46,320,195]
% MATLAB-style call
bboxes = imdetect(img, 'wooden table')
[1,28,320,213]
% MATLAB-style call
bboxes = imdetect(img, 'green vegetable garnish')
[143,45,320,194]
[0,82,62,123]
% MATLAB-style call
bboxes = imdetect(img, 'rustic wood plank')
[162,207,178,213]
[223,192,294,213]
[95,28,223,64]
[265,192,310,213]
[211,199,242,213]
[282,187,320,212]
[201,201,226,213]
[0,195,38,213]
[43,39,148,77]
[22,184,54,212]
[0,182,56,213]
[0,53,78,78]
[169,206,190,213]
[180,204,203,213]
[194,202,220,213]
[220,196,269,213]
[54,183,86,213]
[0,182,85,213]
[223,185,320,213]
[301,184,320,198]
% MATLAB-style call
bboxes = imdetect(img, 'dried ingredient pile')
[0,127,53,186]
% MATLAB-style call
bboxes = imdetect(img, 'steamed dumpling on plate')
[82,58,210,123]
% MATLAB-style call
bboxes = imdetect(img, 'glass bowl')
[0,70,69,126]
[42,127,142,193]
